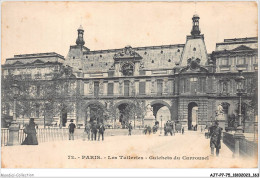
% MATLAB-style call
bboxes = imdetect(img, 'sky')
[1,1,258,64]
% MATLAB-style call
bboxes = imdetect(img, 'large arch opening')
[188,102,198,130]
[156,106,171,127]
[117,103,136,129]
[85,103,105,124]
[151,101,172,127]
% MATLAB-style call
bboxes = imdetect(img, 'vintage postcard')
[0,1,259,176]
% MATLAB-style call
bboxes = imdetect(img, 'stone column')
[233,133,245,157]
[7,98,20,146]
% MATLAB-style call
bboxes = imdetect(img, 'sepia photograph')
[0,1,259,177]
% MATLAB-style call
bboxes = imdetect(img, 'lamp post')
[7,80,20,146]
[234,70,245,133]
[160,115,163,134]
[233,70,246,157]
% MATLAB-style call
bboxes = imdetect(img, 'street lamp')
[233,70,246,157]
[234,70,245,133]
[7,80,20,146]
[160,115,163,134]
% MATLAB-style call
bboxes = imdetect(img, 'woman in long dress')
[22,118,38,145]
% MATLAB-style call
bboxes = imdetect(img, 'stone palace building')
[2,15,258,132]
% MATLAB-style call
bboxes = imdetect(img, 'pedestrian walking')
[181,127,184,134]
[91,121,98,141]
[209,120,222,156]
[68,119,76,140]
[83,122,91,141]
[98,122,106,141]
[128,122,133,136]
[22,118,38,145]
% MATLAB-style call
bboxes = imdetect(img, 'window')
[64,82,69,94]
[200,78,206,93]
[94,81,99,97]
[237,57,246,65]
[107,83,114,96]
[190,77,198,82]
[151,60,154,63]
[37,85,41,96]
[139,82,146,95]
[168,59,171,62]
[124,81,130,96]
[157,80,163,95]
[36,104,40,118]
[221,58,229,65]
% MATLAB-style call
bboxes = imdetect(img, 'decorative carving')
[99,80,104,95]
[113,46,142,60]
[130,79,135,95]
[121,63,134,76]
[119,79,123,94]
[89,81,93,94]
[164,79,168,93]
[140,62,144,69]
[109,64,115,70]
[151,78,155,93]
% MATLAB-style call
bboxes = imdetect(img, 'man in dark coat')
[91,121,98,141]
[98,122,106,141]
[209,120,222,156]
[128,122,133,136]
[68,119,76,140]
[22,118,38,145]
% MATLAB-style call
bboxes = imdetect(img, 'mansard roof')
[4,52,65,66]
[215,37,258,51]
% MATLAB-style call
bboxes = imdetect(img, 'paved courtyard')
[1,131,257,168]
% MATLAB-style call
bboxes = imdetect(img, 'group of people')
[21,117,222,157]
[82,120,106,141]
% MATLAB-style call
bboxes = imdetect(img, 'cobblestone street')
[1,131,257,168]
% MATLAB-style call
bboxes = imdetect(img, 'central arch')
[114,100,143,128]
[150,100,172,121]
[188,102,198,130]
[84,101,106,124]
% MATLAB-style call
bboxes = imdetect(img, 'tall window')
[200,78,206,93]
[94,81,99,97]
[124,80,130,96]
[237,57,246,65]
[107,83,114,96]
[221,58,229,65]
[37,85,41,96]
[139,82,146,95]
[36,104,40,118]
[157,80,163,95]
[190,77,198,94]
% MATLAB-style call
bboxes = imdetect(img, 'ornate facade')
[2,15,258,132]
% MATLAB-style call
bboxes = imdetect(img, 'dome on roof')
[125,45,132,48]
[78,25,84,31]
[193,14,200,18]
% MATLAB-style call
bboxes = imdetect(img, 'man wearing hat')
[209,120,222,156]
[68,119,76,140]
